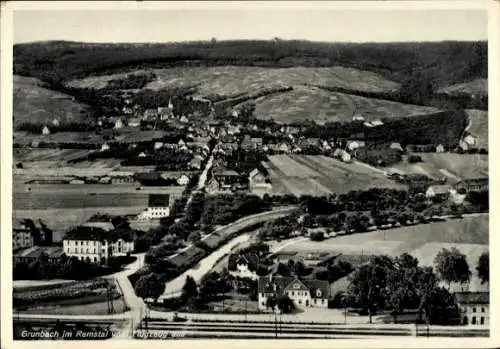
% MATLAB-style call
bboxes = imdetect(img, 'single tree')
[476,252,489,284]
[182,276,198,301]
[434,247,472,289]
[134,273,165,305]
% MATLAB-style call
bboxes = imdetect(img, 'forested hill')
[14,40,487,90]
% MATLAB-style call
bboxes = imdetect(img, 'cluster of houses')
[425,178,489,201]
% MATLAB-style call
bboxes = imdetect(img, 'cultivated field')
[253,86,439,124]
[266,154,406,196]
[68,66,400,95]
[466,109,488,149]
[13,149,94,163]
[13,75,92,128]
[386,153,488,181]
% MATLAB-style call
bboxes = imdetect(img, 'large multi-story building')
[137,194,170,221]
[62,224,134,264]
[12,220,33,251]
[258,275,330,311]
[455,291,489,326]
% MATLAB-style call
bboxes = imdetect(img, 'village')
[12,87,490,337]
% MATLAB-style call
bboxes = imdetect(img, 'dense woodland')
[14,40,486,90]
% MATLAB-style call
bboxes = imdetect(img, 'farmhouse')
[425,185,452,200]
[12,220,34,251]
[455,291,489,326]
[14,246,64,265]
[258,275,330,311]
[137,194,171,221]
[249,168,272,197]
[41,125,50,135]
[213,169,241,187]
[346,140,365,151]
[229,253,260,280]
[390,142,404,152]
[63,226,134,264]
[455,178,488,193]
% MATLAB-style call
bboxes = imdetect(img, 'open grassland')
[253,86,439,124]
[466,109,488,149]
[13,75,92,128]
[281,215,488,289]
[68,66,400,95]
[386,153,488,181]
[438,78,487,96]
[17,298,128,316]
[266,154,405,196]
[280,214,488,254]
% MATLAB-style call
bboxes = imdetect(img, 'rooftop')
[14,246,64,259]
[455,291,489,305]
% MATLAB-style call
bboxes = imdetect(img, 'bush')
[408,155,423,163]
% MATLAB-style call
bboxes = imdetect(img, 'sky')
[13,7,488,44]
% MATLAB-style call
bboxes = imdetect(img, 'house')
[114,118,124,129]
[227,125,241,135]
[371,120,384,127]
[231,110,239,118]
[436,144,445,153]
[363,121,374,128]
[100,143,110,152]
[52,118,60,127]
[12,220,34,251]
[136,194,170,221]
[154,141,164,150]
[352,113,365,121]
[213,169,241,187]
[340,150,352,163]
[206,177,222,194]
[346,140,365,151]
[128,118,141,127]
[138,152,147,158]
[332,148,343,158]
[455,292,489,326]
[189,157,203,170]
[390,142,404,152]
[62,226,134,264]
[177,174,190,186]
[14,246,64,265]
[41,125,50,135]
[249,168,272,197]
[458,140,469,152]
[464,135,476,146]
[425,185,452,200]
[228,253,260,280]
[455,178,488,193]
[278,143,290,153]
[258,275,330,311]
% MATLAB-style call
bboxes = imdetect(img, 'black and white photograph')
[1,1,496,347]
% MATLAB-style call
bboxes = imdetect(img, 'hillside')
[465,109,488,149]
[14,40,486,89]
[68,66,400,95]
[251,85,439,124]
[13,75,92,129]
[438,78,487,96]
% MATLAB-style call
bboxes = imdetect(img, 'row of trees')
[344,249,489,324]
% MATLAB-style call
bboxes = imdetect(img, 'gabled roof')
[427,184,452,195]
[214,169,240,177]
[303,279,330,299]
[455,292,489,305]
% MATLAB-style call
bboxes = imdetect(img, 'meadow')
[280,214,488,289]
[13,75,92,128]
